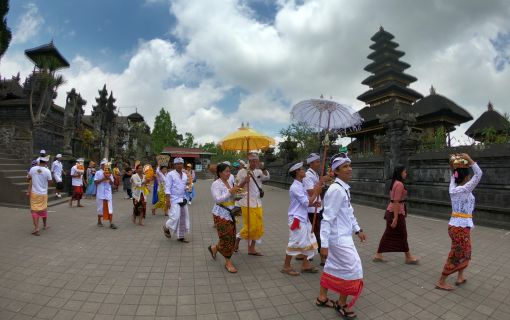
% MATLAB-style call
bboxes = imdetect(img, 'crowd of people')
[25,149,483,318]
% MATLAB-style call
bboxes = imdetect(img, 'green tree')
[279,122,321,159]
[152,108,180,153]
[181,132,196,148]
[0,0,12,60]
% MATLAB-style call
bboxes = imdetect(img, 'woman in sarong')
[373,166,419,264]
[85,161,97,198]
[436,153,482,291]
[113,163,121,192]
[207,163,240,273]
[131,164,148,226]
[152,165,168,215]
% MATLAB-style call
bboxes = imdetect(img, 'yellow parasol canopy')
[219,123,275,151]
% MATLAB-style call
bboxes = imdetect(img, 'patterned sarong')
[153,183,167,211]
[30,193,48,211]
[133,193,146,218]
[239,206,264,240]
[213,215,236,259]
[442,226,471,275]
[286,219,318,259]
[320,272,364,308]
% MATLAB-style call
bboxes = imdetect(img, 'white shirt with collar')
[320,178,361,248]
[236,168,270,208]
[288,179,310,223]
[94,169,114,200]
[165,169,188,205]
[303,168,322,213]
[71,165,84,186]
[51,160,63,182]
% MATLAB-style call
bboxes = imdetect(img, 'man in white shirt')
[94,159,117,229]
[27,156,52,236]
[51,154,64,198]
[303,153,327,265]
[235,153,270,256]
[317,153,366,317]
[69,158,85,207]
[282,162,322,276]
[163,157,191,242]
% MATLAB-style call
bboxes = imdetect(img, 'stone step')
[0,153,20,160]
[0,163,28,170]
[3,175,28,184]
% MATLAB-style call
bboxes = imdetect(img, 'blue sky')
[2,0,510,145]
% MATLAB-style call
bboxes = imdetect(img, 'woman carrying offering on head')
[436,153,482,291]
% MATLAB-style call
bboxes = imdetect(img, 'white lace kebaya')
[448,163,482,228]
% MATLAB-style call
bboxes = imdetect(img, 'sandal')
[208,245,217,260]
[435,283,454,291]
[455,279,467,286]
[280,268,300,276]
[248,251,263,256]
[335,303,357,319]
[372,257,387,263]
[301,267,319,273]
[315,297,335,308]
[225,265,238,273]
[341,305,357,318]
[31,230,40,236]
[163,226,171,238]
[178,238,190,243]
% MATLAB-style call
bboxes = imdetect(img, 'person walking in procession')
[316,153,366,319]
[70,158,85,207]
[281,162,322,276]
[208,163,241,273]
[373,166,419,264]
[94,159,117,229]
[436,153,482,291]
[27,156,52,236]
[235,153,270,255]
[303,153,328,266]
[51,154,64,198]
[85,161,97,199]
[131,164,148,226]
[163,158,191,242]
[152,164,168,215]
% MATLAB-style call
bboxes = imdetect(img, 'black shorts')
[56,182,64,191]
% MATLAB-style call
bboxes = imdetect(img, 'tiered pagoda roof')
[357,27,423,106]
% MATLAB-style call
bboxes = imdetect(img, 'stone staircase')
[0,151,69,208]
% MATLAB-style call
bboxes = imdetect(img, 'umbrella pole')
[312,114,332,234]
[246,138,251,251]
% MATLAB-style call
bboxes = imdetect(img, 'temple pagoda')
[349,27,472,153]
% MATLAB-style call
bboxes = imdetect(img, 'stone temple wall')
[266,144,510,229]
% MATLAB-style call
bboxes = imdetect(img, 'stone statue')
[63,88,86,156]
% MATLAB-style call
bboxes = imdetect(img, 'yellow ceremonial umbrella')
[219,123,275,247]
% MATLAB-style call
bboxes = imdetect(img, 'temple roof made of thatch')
[412,92,473,123]
[465,103,510,137]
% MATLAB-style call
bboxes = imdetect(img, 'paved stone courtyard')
[1,180,510,320]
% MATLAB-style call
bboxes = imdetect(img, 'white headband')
[174,157,184,164]
[306,153,320,164]
[222,161,231,166]
[248,153,259,160]
[100,159,107,165]
[56,154,62,158]
[331,156,351,171]
[289,162,304,173]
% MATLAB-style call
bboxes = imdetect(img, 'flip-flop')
[208,246,217,260]
[280,268,300,276]
[405,259,420,265]
[372,257,387,263]
[301,267,319,273]
[31,230,40,236]
[225,265,238,273]
[455,279,467,286]
[435,284,454,291]
[315,297,336,308]
[162,226,171,238]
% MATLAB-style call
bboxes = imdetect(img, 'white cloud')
[2,0,510,147]
[11,3,45,45]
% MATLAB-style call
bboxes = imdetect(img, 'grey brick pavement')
[0,180,509,320]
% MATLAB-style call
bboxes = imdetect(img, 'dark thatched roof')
[127,112,144,123]
[25,41,70,70]
[465,102,510,138]
[412,88,472,123]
